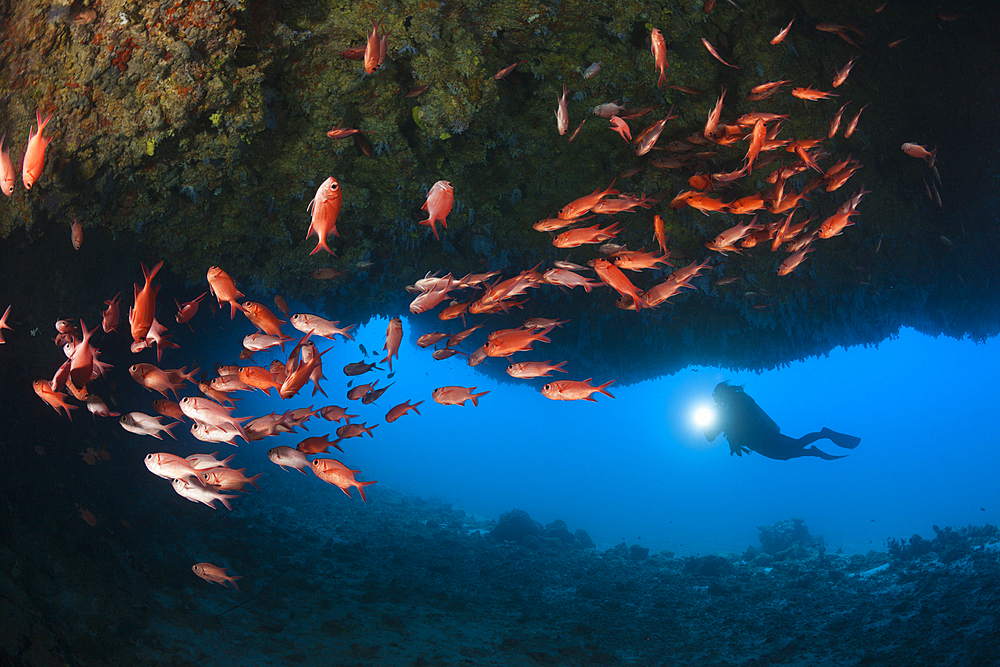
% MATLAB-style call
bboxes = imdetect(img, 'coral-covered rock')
[488,509,542,543]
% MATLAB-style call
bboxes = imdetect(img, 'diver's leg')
[820,427,862,449]
[792,431,825,447]
[804,446,848,461]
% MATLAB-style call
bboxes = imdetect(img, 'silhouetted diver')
[703,382,861,460]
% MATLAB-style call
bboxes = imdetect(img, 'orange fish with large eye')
[311,458,378,502]
[22,109,53,190]
[207,266,246,319]
[306,177,342,255]
[650,28,669,87]
[129,260,164,343]
[420,180,454,240]
[381,317,402,371]
[242,301,285,337]
[541,378,615,402]
[363,18,389,74]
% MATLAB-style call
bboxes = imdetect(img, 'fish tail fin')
[144,260,164,284]
[357,480,378,503]
[471,389,490,406]
[219,495,236,511]
[162,421,178,440]
[365,424,379,437]
[248,473,264,491]
[597,379,616,399]
[309,238,336,256]
[552,361,569,373]
[658,69,667,88]
[412,400,424,415]
[229,576,243,591]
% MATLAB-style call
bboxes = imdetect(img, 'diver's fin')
[821,427,862,449]
[806,446,848,461]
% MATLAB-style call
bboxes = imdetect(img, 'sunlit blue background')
[196,307,1000,557]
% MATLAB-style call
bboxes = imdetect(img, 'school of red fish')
[11,5,946,588]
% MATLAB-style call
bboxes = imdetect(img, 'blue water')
[233,316,1000,557]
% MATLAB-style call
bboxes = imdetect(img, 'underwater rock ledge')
[1,0,998,384]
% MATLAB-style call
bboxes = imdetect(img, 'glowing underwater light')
[692,406,715,429]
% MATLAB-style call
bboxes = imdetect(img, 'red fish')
[555,83,569,136]
[363,19,389,74]
[175,292,206,328]
[494,58,527,80]
[192,563,242,589]
[311,458,377,501]
[901,143,936,167]
[129,260,164,343]
[541,379,615,402]
[0,133,14,196]
[832,55,859,88]
[207,266,246,319]
[701,37,739,69]
[777,245,814,276]
[844,104,868,138]
[552,222,620,248]
[506,360,568,379]
[22,109,53,189]
[385,399,423,423]
[33,379,76,419]
[326,123,362,140]
[770,17,795,45]
[650,28,669,86]
[381,317,402,371]
[432,385,489,406]
[306,176,343,255]
[102,293,120,333]
[70,218,82,250]
[792,87,837,101]
[420,180,454,240]
[591,258,647,310]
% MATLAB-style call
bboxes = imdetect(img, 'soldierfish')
[70,219,82,250]
[420,180,454,240]
[363,18,389,74]
[381,317,402,372]
[102,293,121,333]
[192,563,242,589]
[129,260,164,343]
[0,133,14,196]
[174,480,238,510]
[289,313,356,340]
[541,378,615,402]
[311,458,377,502]
[506,360,568,379]
[22,109,54,189]
[306,177,343,255]
[207,266,247,319]
[32,379,76,419]
[268,446,311,474]
[650,28,669,87]
[385,399,422,423]
[555,83,569,136]
[432,385,489,407]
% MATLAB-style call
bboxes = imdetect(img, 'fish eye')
[543,384,551,391]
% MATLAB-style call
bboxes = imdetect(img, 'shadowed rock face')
[1,0,998,384]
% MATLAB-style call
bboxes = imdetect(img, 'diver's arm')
[703,424,721,442]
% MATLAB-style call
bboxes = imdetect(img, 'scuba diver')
[703,382,862,461]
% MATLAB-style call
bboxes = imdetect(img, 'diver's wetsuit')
[703,385,861,461]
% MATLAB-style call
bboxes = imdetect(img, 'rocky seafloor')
[2,481,997,667]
